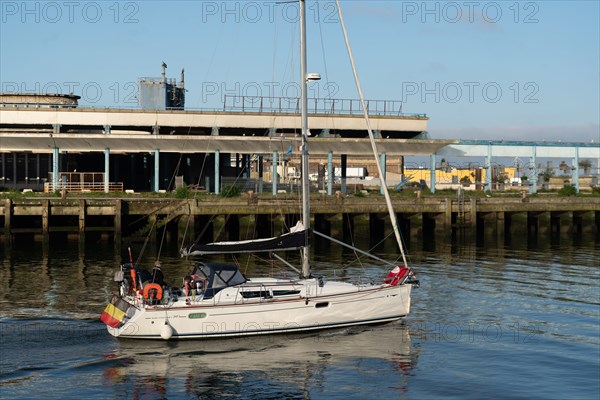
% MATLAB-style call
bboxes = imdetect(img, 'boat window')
[193,262,247,289]
[315,302,329,308]
[240,290,272,299]
[272,290,301,297]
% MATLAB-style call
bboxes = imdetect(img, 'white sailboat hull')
[108,279,412,340]
[102,1,420,342]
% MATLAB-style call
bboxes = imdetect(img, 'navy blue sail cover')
[183,229,309,256]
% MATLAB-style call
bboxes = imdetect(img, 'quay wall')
[1,196,599,244]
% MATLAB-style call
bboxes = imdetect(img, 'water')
[1,233,599,399]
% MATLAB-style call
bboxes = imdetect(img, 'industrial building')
[1,67,598,195]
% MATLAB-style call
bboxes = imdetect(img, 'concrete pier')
[0,196,598,246]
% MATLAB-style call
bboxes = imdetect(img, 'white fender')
[160,321,174,340]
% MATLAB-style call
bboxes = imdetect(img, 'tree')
[579,159,593,175]
[440,158,451,173]
[539,166,554,183]
[492,172,508,184]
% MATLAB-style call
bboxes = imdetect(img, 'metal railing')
[223,95,425,117]
[45,172,123,192]
[44,182,124,193]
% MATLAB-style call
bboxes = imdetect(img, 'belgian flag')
[100,296,131,328]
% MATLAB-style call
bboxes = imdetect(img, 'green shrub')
[174,184,192,199]
[220,184,241,198]
[558,185,577,196]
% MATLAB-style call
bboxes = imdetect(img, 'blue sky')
[1,0,598,142]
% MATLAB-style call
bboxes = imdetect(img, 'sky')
[1,0,599,143]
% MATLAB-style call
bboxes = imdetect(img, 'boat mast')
[334,0,408,267]
[300,0,311,278]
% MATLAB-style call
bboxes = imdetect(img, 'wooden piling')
[114,199,122,243]
[42,199,49,235]
[4,199,11,236]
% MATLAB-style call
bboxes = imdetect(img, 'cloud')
[435,123,600,143]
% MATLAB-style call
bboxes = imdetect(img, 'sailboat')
[101,0,419,340]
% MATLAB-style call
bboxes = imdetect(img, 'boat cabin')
[191,262,247,298]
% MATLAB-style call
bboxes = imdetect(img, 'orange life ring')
[143,283,163,301]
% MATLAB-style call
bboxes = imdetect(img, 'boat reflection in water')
[103,323,416,398]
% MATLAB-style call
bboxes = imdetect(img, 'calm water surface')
[0,233,598,399]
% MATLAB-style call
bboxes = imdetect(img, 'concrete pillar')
[497,212,505,239]
[528,212,539,236]
[244,154,251,179]
[78,199,86,245]
[529,145,537,194]
[573,212,584,235]
[4,199,12,236]
[215,149,220,195]
[1,153,5,184]
[258,155,264,193]
[430,153,436,194]
[24,153,29,187]
[380,152,387,195]
[327,151,333,196]
[552,211,573,235]
[573,147,579,193]
[469,198,477,230]
[154,149,160,192]
[36,154,40,186]
[52,147,59,192]
[485,143,492,193]
[400,155,405,177]
[341,154,347,194]
[114,199,122,244]
[505,212,513,237]
[445,197,452,230]
[104,148,110,193]
[41,199,49,235]
[12,154,17,187]
[103,125,111,135]
[211,126,220,136]
[272,151,278,196]
[410,213,423,242]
